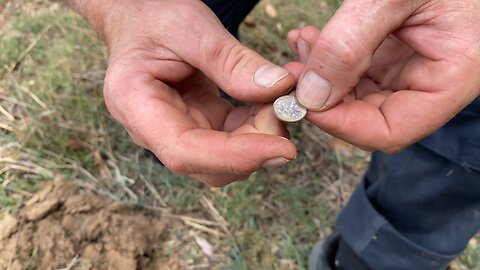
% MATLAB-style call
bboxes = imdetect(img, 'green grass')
[0,0,478,269]
[458,242,480,270]
[239,0,341,65]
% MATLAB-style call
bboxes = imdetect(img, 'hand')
[94,0,297,186]
[287,0,480,152]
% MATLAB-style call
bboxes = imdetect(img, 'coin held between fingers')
[273,95,307,122]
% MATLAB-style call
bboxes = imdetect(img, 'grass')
[0,0,478,269]
[239,0,340,65]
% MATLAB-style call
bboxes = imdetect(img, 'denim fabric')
[419,98,480,171]
[201,0,259,37]
[337,98,480,270]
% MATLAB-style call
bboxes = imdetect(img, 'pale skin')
[288,0,480,153]
[68,0,480,186]
[67,0,298,186]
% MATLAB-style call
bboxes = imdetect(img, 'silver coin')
[273,95,307,122]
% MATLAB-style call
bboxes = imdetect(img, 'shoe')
[308,232,372,270]
[308,232,340,270]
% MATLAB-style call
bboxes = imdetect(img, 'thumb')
[160,0,295,103]
[296,0,420,110]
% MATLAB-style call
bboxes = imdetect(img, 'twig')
[0,104,15,121]
[4,163,53,177]
[141,175,167,207]
[0,95,34,108]
[334,149,345,205]
[57,254,79,270]
[17,85,48,109]
[109,160,138,201]
[9,24,54,73]
[175,215,223,227]
[142,205,223,228]
[3,187,33,197]
[76,165,112,196]
[201,196,230,235]
[0,123,15,132]
[183,220,225,237]
[187,263,212,270]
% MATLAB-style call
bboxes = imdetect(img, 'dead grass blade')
[8,24,54,74]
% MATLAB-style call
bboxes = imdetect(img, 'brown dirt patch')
[0,180,175,270]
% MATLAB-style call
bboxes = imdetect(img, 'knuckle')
[383,0,415,8]
[208,181,229,188]
[124,128,144,148]
[287,29,300,41]
[151,146,189,175]
[383,147,404,154]
[314,37,367,72]
[226,157,256,176]
[299,25,321,43]
[383,140,410,154]
[103,67,135,123]
[164,158,189,175]
[368,137,408,154]
[222,44,250,75]
[204,39,254,91]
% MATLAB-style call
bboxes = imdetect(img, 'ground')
[1,180,170,270]
[0,0,479,269]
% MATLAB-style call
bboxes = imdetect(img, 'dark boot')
[308,232,372,270]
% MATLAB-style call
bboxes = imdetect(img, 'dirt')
[0,180,175,270]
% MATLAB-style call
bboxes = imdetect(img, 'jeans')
[202,0,258,37]
[202,0,480,269]
[337,99,480,270]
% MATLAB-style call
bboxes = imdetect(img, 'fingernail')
[254,64,290,88]
[262,157,290,168]
[297,71,332,110]
[298,38,310,64]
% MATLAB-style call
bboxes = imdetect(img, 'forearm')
[65,0,115,40]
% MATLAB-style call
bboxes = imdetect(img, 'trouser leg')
[336,144,480,270]
[201,0,259,37]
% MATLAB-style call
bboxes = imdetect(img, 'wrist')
[66,0,116,42]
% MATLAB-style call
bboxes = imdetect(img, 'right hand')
[100,0,297,186]
[287,0,480,153]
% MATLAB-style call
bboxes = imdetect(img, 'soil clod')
[0,181,172,270]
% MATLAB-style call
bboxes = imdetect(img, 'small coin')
[273,95,307,122]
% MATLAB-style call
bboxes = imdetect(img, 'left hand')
[101,0,297,186]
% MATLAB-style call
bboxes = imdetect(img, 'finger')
[110,76,297,176]
[367,36,414,84]
[159,0,295,103]
[190,173,250,187]
[354,78,381,99]
[306,88,464,153]
[283,61,304,84]
[223,104,290,139]
[287,29,301,61]
[223,106,252,132]
[296,0,421,110]
[159,129,296,176]
[253,104,290,139]
[297,26,320,64]
[189,104,290,187]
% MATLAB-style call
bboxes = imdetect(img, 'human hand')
[81,0,297,186]
[287,0,480,152]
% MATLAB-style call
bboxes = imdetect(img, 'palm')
[288,1,480,152]
[104,46,293,186]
